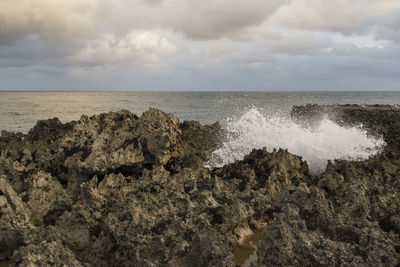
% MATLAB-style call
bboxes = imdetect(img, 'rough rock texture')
[0,106,399,266]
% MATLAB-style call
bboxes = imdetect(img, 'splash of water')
[207,108,385,175]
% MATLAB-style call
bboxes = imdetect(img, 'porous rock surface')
[0,106,399,266]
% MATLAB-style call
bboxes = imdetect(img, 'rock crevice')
[0,105,399,266]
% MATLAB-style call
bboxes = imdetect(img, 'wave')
[206,108,386,175]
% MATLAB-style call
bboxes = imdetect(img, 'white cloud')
[331,33,388,49]
[69,30,178,64]
[268,0,400,35]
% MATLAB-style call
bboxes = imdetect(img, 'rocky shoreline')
[0,105,399,266]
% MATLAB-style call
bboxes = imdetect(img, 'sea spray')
[206,108,386,175]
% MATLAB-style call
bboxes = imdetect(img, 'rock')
[11,240,83,267]
[0,175,33,261]
[0,106,399,266]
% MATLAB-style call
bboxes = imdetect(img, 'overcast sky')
[1,0,400,91]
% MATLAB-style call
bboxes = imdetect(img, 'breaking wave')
[207,108,386,175]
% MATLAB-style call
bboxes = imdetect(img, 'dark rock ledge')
[0,106,399,266]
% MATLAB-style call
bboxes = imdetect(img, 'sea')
[1,91,400,174]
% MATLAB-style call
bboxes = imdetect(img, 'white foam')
[206,108,385,175]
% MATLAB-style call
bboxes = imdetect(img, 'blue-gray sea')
[1,91,400,133]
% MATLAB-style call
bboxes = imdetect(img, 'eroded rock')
[0,106,398,266]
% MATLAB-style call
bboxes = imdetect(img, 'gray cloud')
[375,11,400,43]
[125,0,288,40]
[1,0,400,91]
[0,0,109,45]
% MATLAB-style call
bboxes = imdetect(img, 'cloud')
[0,0,108,45]
[68,68,90,78]
[0,0,288,45]
[268,0,400,36]
[69,30,178,65]
[375,11,400,43]
[124,0,289,40]
[2,0,399,46]
[203,29,323,66]
[1,0,400,91]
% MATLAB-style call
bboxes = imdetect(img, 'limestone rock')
[0,106,398,266]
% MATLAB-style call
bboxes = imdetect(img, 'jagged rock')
[11,240,83,267]
[0,106,399,266]
[0,175,33,261]
[177,120,224,169]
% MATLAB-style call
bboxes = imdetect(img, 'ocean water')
[1,91,399,173]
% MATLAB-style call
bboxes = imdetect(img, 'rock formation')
[0,106,399,266]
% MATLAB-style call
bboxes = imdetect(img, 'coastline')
[0,105,399,266]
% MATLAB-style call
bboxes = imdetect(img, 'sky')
[0,0,400,91]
